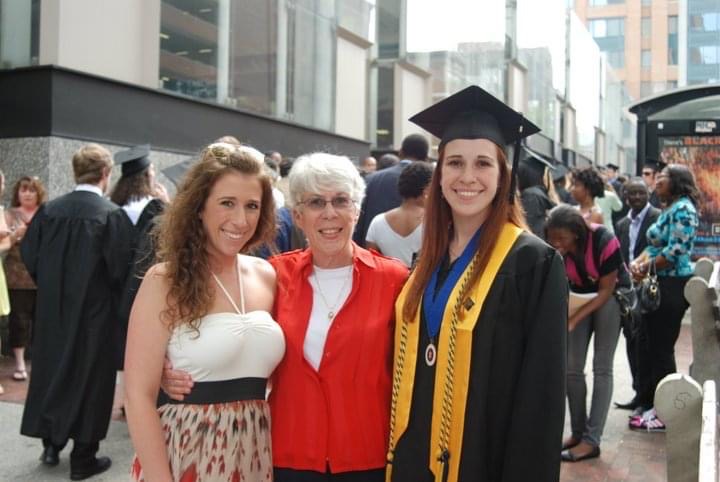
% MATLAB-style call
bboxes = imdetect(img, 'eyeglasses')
[298,195,355,211]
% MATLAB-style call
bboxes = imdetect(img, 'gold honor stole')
[386,222,523,482]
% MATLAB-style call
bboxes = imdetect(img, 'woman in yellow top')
[385,86,568,482]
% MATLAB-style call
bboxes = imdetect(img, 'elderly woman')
[163,152,408,481]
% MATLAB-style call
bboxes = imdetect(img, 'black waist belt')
[168,377,267,405]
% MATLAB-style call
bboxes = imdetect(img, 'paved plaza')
[0,320,692,481]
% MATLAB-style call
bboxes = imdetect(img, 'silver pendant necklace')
[312,267,352,320]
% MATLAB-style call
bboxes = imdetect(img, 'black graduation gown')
[20,191,133,445]
[115,198,165,369]
[520,186,555,239]
[390,233,567,482]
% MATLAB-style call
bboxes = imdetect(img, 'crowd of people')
[0,84,703,482]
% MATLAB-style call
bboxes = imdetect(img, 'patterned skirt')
[131,400,273,482]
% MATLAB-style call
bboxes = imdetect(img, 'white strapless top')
[167,311,285,382]
[167,256,285,382]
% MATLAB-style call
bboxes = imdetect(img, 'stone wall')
[0,136,192,202]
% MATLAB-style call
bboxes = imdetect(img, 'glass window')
[668,16,678,65]
[0,0,40,69]
[641,17,651,38]
[227,1,279,116]
[607,50,624,68]
[700,46,720,64]
[641,49,651,68]
[590,0,625,5]
[279,0,335,130]
[159,0,220,100]
[590,19,607,37]
[642,0,651,5]
[158,0,339,131]
[690,12,720,32]
[589,18,624,38]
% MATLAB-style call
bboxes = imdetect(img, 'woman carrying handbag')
[629,164,699,432]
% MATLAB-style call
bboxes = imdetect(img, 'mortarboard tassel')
[508,122,524,204]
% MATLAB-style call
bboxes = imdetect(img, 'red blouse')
[269,245,408,473]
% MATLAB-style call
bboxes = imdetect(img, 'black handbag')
[614,263,638,331]
[615,284,638,318]
[637,258,661,314]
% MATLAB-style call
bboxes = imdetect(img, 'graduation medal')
[422,227,483,369]
[425,342,437,366]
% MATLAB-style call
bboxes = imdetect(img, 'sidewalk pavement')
[559,318,692,482]
[0,320,692,481]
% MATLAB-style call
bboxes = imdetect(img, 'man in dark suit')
[21,144,132,480]
[613,177,660,411]
[353,134,429,246]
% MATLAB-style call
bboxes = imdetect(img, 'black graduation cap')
[551,164,569,183]
[606,163,619,171]
[408,85,541,203]
[161,158,196,187]
[522,146,555,173]
[115,144,151,177]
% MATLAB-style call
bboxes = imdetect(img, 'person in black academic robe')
[517,155,556,239]
[111,145,169,370]
[20,144,132,480]
[386,86,567,482]
[115,198,164,366]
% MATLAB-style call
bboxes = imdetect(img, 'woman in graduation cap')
[111,146,170,373]
[385,86,567,482]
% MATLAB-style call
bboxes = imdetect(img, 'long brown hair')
[156,144,276,329]
[402,143,526,321]
[110,167,154,206]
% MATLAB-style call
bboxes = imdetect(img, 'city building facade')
[0,0,638,196]
[684,0,720,85]
[574,0,681,99]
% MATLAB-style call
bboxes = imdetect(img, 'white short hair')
[288,153,365,207]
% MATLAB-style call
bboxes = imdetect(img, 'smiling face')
[293,190,358,268]
[624,181,649,213]
[200,170,263,263]
[440,138,500,228]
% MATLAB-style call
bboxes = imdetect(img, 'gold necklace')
[312,267,352,320]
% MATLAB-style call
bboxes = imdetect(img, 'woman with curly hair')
[4,175,47,382]
[571,167,605,225]
[629,164,699,431]
[124,142,285,482]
